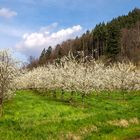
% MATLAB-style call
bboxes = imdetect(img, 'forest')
[27,8,140,69]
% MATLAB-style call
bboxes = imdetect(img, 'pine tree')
[45,46,52,59]
[39,48,46,65]
[106,23,121,60]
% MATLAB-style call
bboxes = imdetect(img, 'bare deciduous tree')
[121,22,140,65]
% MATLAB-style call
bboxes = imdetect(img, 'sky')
[0,0,140,61]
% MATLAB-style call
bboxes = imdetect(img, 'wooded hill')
[28,8,140,68]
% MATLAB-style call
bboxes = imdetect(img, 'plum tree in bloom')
[0,50,18,116]
[16,55,140,99]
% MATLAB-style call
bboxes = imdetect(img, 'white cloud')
[16,25,83,56]
[0,8,17,19]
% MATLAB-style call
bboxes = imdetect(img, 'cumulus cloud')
[16,25,83,56]
[0,8,17,19]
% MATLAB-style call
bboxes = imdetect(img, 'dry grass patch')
[78,125,98,135]
[107,118,139,128]
[59,132,81,140]
[129,117,139,125]
[59,125,98,140]
[108,119,129,128]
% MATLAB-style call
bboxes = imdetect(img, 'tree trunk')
[0,97,3,117]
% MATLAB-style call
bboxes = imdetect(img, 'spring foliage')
[15,55,140,97]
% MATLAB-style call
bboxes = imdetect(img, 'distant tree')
[92,23,107,59]
[45,46,52,60]
[39,48,46,65]
[106,23,121,60]
[121,21,140,64]
[27,56,38,69]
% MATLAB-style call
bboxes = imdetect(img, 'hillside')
[27,8,140,68]
[1,90,140,140]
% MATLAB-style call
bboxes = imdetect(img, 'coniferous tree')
[39,48,46,65]
[106,23,121,60]
[45,46,52,60]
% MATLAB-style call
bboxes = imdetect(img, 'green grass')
[0,90,140,140]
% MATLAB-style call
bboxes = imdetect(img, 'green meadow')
[0,90,140,140]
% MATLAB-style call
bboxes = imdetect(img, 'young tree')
[0,50,18,116]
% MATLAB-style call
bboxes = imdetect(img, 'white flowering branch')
[0,50,19,116]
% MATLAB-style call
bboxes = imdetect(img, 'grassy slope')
[0,90,140,140]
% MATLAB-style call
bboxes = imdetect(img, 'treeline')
[27,8,140,69]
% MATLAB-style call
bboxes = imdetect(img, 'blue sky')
[0,0,140,61]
